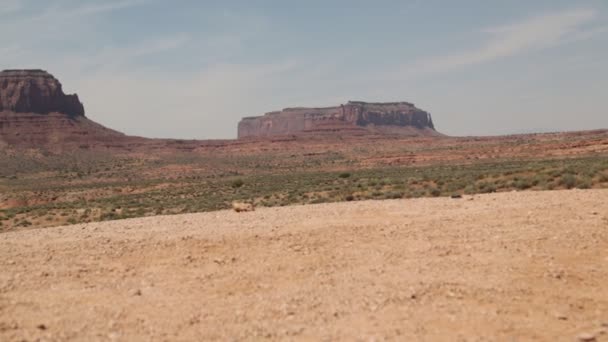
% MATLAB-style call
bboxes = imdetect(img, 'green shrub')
[339,172,351,179]
[385,192,403,199]
[477,182,496,193]
[514,179,532,190]
[559,174,576,189]
[577,178,592,189]
[18,220,32,227]
[231,179,245,188]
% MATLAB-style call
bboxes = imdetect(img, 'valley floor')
[1,189,607,341]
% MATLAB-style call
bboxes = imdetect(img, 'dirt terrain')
[1,189,607,341]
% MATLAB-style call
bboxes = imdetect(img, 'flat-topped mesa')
[0,69,85,117]
[238,101,438,138]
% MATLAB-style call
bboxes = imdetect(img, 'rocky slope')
[238,101,439,138]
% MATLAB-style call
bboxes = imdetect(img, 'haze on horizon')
[1,0,607,139]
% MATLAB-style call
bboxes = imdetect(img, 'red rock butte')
[0,69,84,117]
[238,101,440,138]
[0,70,124,149]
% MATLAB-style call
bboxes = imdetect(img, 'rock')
[451,194,463,199]
[130,288,142,296]
[232,201,255,213]
[36,324,47,330]
[577,332,596,342]
[0,70,84,117]
[555,313,568,320]
[238,101,440,138]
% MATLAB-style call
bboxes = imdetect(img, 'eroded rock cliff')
[238,101,439,138]
[0,70,127,150]
[0,69,84,117]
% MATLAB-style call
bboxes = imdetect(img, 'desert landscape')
[1,190,607,341]
[0,60,607,341]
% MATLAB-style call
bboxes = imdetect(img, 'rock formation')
[0,70,126,149]
[238,101,439,138]
[0,70,85,117]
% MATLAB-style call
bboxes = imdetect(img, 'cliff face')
[0,70,128,150]
[0,70,85,117]
[238,101,438,138]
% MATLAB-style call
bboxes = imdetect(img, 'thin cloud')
[66,33,192,71]
[69,0,151,16]
[402,8,600,75]
[0,0,22,15]
[11,0,151,24]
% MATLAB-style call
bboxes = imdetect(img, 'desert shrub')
[231,179,245,188]
[310,198,325,204]
[559,174,576,189]
[430,188,441,197]
[531,175,544,187]
[411,190,426,198]
[18,220,32,227]
[339,172,351,179]
[514,179,532,190]
[549,169,562,178]
[577,178,592,189]
[477,182,496,193]
[599,173,608,183]
[345,195,355,201]
[100,212,120,221]
[385,191,403,199]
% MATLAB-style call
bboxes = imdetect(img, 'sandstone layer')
[238,101,439,138]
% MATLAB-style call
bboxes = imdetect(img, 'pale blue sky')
[1,0,607,138]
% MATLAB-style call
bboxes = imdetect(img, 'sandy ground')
[1,190,607,341]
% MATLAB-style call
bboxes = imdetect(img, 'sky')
[1,0,607,139]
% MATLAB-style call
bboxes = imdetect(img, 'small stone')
[450,194,462,199]
[577,332,596,342]
[131,289,142,296]
[555,313,568,320]
[37,324,47,330]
